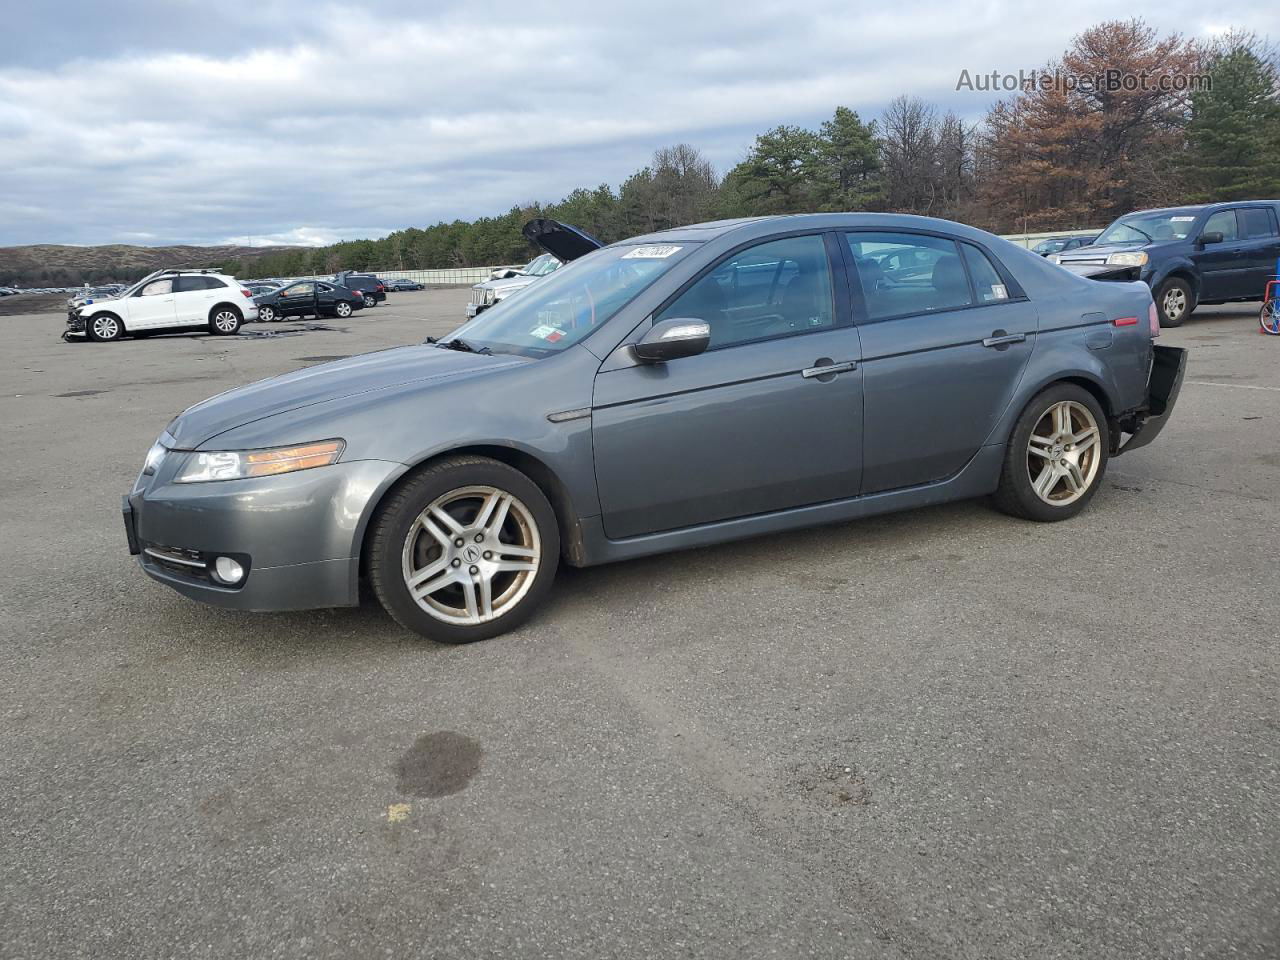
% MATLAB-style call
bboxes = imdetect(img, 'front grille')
[470,288,487,305]
[1064,257,1108,265]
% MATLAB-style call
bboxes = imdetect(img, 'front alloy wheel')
[1155,277,1193,327]
[368,455,560,643]
[402,486,541,625]
[87,313,122,341]
[993,383,1109,522]
[258,305,276,323]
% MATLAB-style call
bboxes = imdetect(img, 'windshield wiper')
[436,337,491,355]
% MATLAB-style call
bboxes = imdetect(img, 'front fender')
[1147,257,1200,295]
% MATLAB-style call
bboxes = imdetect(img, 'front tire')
[86,313,123,342]
[209,306,243,335]
[258,305,276,323]
[1155,277,1194,327]
[367,456,560,643]
[335,300,353,318]
[992,384,1109,522]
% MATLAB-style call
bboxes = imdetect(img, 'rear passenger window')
[845,232,971,320]
[960,243,1010,302]
[1239,208,1277,240]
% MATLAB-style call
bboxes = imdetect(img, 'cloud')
[1,0,1276,246]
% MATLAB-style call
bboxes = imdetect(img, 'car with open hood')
[124,213,1185,644]
[465,221,603,318]
[1052,201,1280,326]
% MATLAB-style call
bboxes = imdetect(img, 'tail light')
[377,283,385,292]
[240,288,252,298]
[1148,301,1161,338]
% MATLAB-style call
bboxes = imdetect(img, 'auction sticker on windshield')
[623,245,682,259]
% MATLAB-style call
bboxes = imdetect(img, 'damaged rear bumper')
[1116,345,1188,454]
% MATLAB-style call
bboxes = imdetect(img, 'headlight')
[493,286,521,300]
[142,441,167,476]
[1106,251,1149,267]
[174,439,344,483]
[1048,254,1062,264]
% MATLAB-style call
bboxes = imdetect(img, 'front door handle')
[982,331,1026,349]
[801,360,857,379]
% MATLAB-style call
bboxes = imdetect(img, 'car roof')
[619,212,1014,248]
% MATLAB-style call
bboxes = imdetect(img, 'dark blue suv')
[1055,201,1280,326]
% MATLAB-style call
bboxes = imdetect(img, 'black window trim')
[840,226,1029,327]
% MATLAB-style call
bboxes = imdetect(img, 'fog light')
[213,556,245,584]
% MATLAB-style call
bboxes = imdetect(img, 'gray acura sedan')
[124,214,1185,643]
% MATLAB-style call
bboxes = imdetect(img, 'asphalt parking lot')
[1,290,1276,959]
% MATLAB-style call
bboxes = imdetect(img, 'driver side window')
[138,279,172,297]
[1203,210,1239,242]
[654,235,833,349]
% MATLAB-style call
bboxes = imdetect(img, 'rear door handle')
[982,332,1026,348]
[801,360,857,379]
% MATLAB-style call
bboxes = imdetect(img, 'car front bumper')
[124,458,403,611]
[465,301,490,319]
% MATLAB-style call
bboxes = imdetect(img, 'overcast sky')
[0,0,1275,248]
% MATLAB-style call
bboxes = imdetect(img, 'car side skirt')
[574,443,1005,567]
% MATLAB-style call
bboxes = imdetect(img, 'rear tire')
[209,306,243,335]
[335,300,353,318]
[86,313,123,342]
[367,456,560,644]
[992,383,1109,522]
[363,294,377,308]
[1154,277,1194,327]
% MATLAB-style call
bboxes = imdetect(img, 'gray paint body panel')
[125,212,1167,612]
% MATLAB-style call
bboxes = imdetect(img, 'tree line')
[209,20,1277,278]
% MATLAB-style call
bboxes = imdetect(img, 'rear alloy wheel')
[368,456,559,643]
[210,306,242,335]
[1155,277,1194,327]
[993,384,1109,522]
[335,300,353,318]
[87,313,123,342]
[258,305,276,323]
[363,294,377,308]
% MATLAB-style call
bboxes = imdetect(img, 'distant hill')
[0,243,301,287]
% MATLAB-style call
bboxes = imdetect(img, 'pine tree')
[1183,43,1280,200]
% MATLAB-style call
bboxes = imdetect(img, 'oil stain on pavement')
[394,731,483,798]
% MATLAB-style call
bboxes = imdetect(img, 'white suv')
[66,270,259,342]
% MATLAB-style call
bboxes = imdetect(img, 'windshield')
[521,254,560,277]
[1034,239,1068,254]
[1096,209,1200,246]
[445,244,693,357]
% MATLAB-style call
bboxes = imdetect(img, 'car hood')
[521,218,603,262]
[167,344,526,448]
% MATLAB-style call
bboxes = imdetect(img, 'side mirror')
[633,318,711,363]
[1199,231,1224,245]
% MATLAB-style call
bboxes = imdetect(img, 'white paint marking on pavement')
[1185,380,1280,393]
